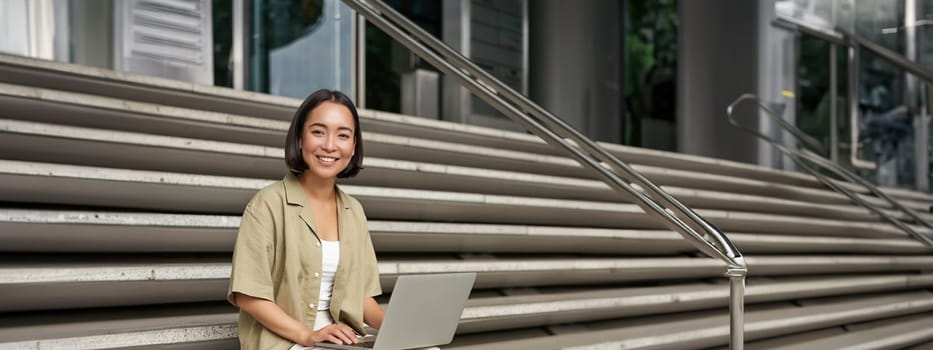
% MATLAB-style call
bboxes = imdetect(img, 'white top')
[317,240,340,311]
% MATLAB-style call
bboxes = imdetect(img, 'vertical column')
[354,14,366,108]
[830,44,839,163]
[918,83,930,192]
[528,0,621,143]
[678,0,763,165]
[906,0,929,191]
[232,0,246,90]
[442,0,471,124]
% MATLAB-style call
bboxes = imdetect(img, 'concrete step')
[446,290,933,350]
[1,275,932,349]
[457,273,933,334]
[0,118,287,179]
[370,221,930,254]
[0,209,238,252]
[3,256,932,312]
[0,303,237,350]
[6,119,930,222]
[2,77,930,208]
[8,118,926,217]
[746,313,933,350]
[0,52,552,155]
[3,209,927,254]
[2,160,924,237]
[0,85,614,179]
[880,185,933,204]
[0,54,871,189]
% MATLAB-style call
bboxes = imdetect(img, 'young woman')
[227,89,384,349]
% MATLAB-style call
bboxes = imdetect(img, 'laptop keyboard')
[314,340,376,350]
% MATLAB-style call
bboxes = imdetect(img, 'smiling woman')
[227,89,384,349]
[285,89,365,179]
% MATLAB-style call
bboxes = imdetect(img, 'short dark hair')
[285,89,364,178]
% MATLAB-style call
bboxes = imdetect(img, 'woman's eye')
[310,130,324,136]
[338,134,351,139]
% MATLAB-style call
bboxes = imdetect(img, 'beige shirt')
[227,173,382,350]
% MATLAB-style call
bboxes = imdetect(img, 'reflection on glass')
[796,35,837,159]
[774,0,855,33]
[214,0,233,87]
[67,0,114,69]
[786,0,927,189]
[250,0,352,98]
[775,0,837,31]
[852,0,913,188]
[364,0,441,114]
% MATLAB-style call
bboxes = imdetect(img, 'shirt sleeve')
[227,201,276,306]
[361,216,383,298]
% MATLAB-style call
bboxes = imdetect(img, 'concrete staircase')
[1,53,932,349]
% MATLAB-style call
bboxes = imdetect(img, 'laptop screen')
[315,272,477,350]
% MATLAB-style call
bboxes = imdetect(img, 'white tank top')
[317,240,340,311]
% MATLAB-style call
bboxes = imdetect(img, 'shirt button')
[314,272,320,278]
[308,303,315,310]
[316,241,321,247]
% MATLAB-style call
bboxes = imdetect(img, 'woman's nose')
[322,136,337,151]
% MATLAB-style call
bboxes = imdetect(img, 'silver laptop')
[314,272,477,350]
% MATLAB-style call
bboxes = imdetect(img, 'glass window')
[249,0,353,98]
[213,0,233,88]
[624,0,678,148]
[364,0,441,113]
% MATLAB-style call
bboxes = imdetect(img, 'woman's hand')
[301,323,359,345]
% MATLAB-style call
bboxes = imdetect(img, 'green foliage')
[624,0,678,145]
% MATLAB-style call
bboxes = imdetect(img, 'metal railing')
[343,0,747,348]
[727,94,933,247]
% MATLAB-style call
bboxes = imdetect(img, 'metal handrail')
[344,0,747,348]
[727,94,933,247]
[349,0,744,267]
[778,18,933,84]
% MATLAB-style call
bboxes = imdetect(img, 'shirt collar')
[283,172,351,210]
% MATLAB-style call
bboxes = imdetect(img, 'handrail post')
[727,263,747,350]
[847,41,877,170]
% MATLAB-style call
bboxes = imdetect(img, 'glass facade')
[623,0,678,149]
[467,0,525,120]
[363,0,441,114]
[213,0,233,88]
[796,35,841,160]
[783,0,933,190]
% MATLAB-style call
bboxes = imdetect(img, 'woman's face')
[300,101,356,181]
